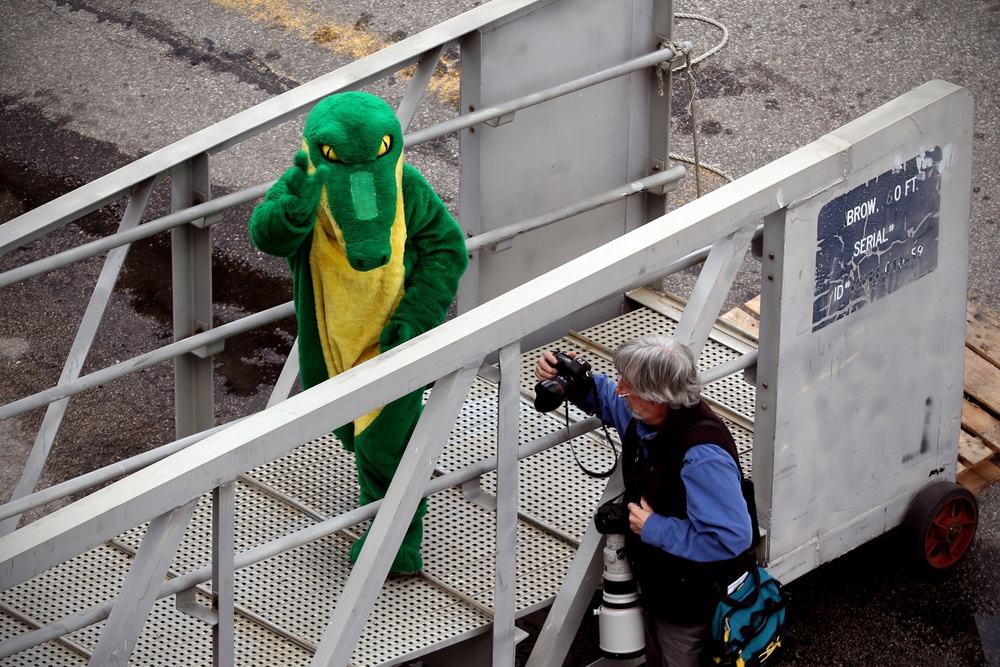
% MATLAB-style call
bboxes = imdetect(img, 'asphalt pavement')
[1,0,999,664]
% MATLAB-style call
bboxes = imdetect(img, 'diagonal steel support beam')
[266,339,300,408]
[310,362,481,666]
[524,475,625,667]
[674,221,757,360]
[0,177,158,536]
[397,45,446,133]
[88,499,199,666]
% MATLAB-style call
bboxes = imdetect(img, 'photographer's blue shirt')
[574,374,751,563]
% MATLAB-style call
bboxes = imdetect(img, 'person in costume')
[536,337,753,666]
[249,91,468,574]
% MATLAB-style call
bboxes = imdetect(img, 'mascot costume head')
[249,91,468,574]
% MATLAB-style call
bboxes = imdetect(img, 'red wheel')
[904,481,978,572]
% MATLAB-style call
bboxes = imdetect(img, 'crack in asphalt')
[53,0,300,95]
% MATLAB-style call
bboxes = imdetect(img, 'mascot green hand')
[249,91,468,574]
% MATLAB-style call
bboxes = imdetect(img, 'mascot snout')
[343,235,391,271]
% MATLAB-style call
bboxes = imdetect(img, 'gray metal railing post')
[647,0,677,217]
[213,481,236,667]
[493,342,521,665]
[171,155,216,438]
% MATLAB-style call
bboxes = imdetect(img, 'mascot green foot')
[348,510,424,575]
[348,530,424,576]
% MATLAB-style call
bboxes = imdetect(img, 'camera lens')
[533,378,570,412]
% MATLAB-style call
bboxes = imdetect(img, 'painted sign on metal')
[812,147,942,331]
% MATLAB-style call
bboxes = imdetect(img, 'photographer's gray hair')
[613,336,702,409]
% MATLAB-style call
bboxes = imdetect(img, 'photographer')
[535,336,753,667]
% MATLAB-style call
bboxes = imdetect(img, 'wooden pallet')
[959,303,1000,492]
[720,297,1000,494]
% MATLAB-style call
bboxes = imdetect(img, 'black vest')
[621,400,750,623]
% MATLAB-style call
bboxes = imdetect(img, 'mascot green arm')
[381,164,468,351]
[248,151,329,257]
[248,152,330,390]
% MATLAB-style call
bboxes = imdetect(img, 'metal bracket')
[191,319,225,359]
[485,111,516,127]
[461,476,498,511]
[649,158,669,195]
[191,210,224,230]
[189,189,220,229]
[176,587,218,625]
[485,239,513,254]
[191,341,225,359]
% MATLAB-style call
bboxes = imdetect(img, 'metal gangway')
[0,0,975,663]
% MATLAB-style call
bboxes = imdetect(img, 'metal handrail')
[0,43,686,286]
[0,182,271,289]
[0,302,294,421]
[0,421,243,523]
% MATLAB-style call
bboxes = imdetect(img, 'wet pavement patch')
[977,614,1000,666]
[0,101,297,401]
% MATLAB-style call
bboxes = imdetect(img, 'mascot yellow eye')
[321,144,339,161]
[377,135,392,157]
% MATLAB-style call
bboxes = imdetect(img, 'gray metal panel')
[757,83,973,582]
[462,0,659,314]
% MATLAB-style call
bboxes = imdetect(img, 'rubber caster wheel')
[904,481,978,572]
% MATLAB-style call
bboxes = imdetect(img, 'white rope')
[666,13,735,187]
[673,13,730,69]
[667,153,735,182]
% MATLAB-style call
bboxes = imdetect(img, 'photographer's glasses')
[614,374,632,398]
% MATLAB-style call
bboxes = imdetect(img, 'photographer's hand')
[535,350,577,381]
[628,498,654,535]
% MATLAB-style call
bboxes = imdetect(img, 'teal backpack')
[709,565,787,667]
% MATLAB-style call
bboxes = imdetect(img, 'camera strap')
[561,398,620,478]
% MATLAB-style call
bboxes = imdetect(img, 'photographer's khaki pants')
[642,612,708,667]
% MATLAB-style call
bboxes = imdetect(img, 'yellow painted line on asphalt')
[211,0,460,105]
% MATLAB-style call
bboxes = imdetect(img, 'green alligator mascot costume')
[249,91,468,574]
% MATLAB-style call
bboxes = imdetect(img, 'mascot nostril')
[345,238,393,272]
[248,91,468,576]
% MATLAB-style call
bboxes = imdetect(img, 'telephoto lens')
[593,533,645,660]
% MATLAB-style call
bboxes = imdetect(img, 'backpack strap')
[682,418,743,475]
[684,418,762,553]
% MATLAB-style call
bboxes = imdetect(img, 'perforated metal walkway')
[0,289,758,666]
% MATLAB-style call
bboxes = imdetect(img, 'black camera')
[594,500,630,535]
[533,351,595,413]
